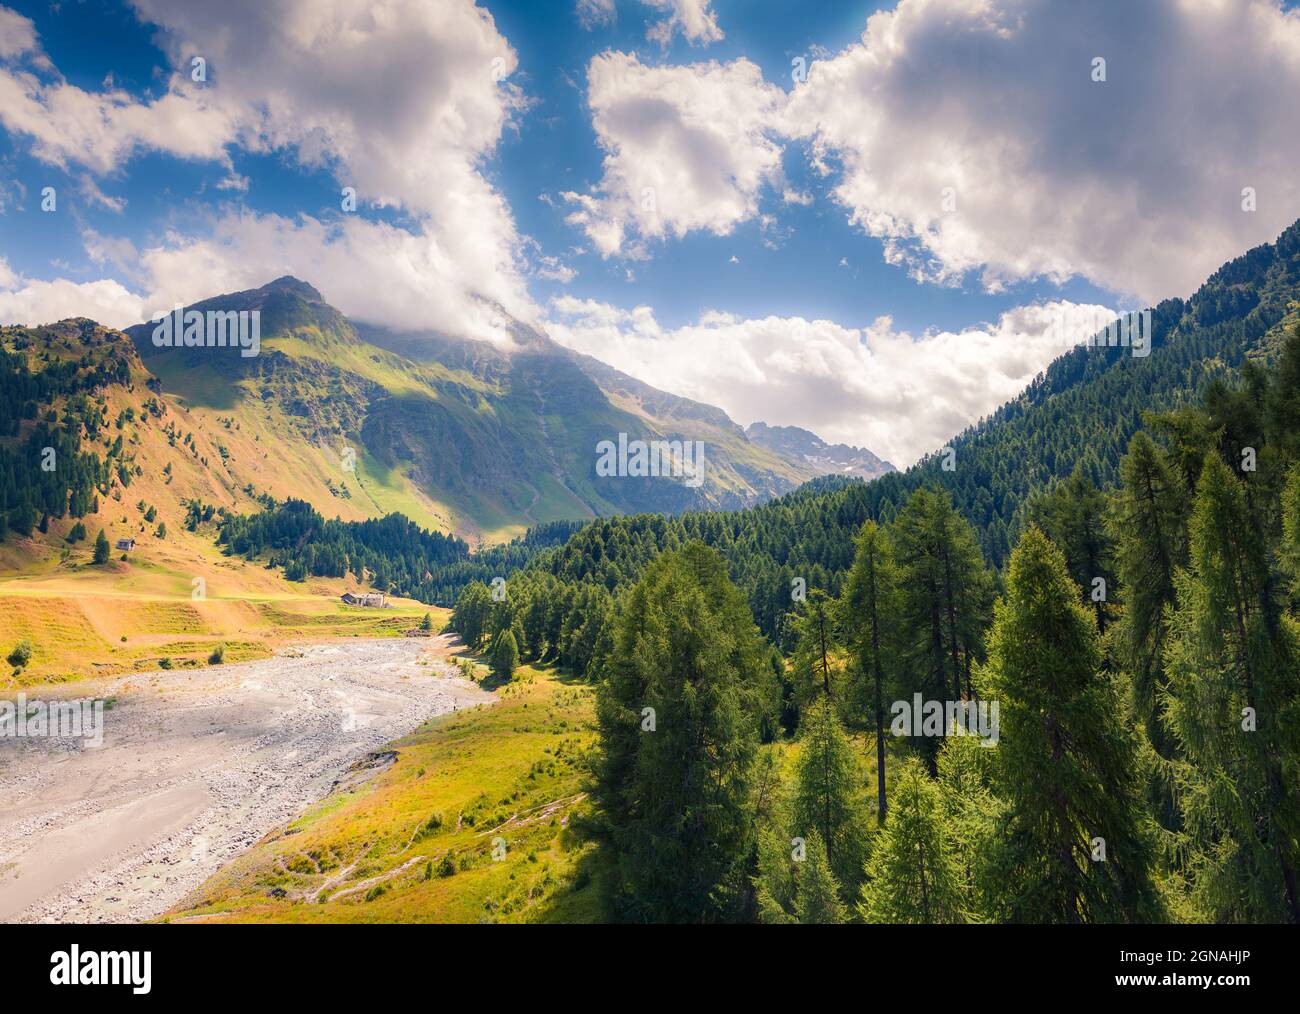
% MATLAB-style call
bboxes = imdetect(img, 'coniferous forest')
[151,221,1300,925]
[446,322,1300,924]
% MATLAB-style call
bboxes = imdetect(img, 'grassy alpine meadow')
[161,658,606,924]
[0,580,442,686]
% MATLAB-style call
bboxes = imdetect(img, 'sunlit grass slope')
[164,660,604,924]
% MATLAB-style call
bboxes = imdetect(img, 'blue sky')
[2,0,1300,464]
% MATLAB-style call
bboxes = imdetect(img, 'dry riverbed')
[0,636,491,923]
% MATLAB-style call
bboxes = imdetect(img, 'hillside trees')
[841,520,897,820]
[589,543,774,922]
[982,528,1164,923]
[890,488,993,769]
[1163,454,1300,922]
[790,698,870,897]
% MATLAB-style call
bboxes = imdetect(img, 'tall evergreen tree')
[590,542,770,922]
[983,527,1164,923]
[791,697,869,896]
[891,489,992,768]
[1028,469,1116,633]
[451,581,492,650]
[92,528,110,564]
[1110,432,1189,742]
[789,588,840,707]
[858,757,964,923]
[490,628,519,682]
[938,729,998,919]
[795,832,847,925]
[842,520,896,820]
[1162,454,1300,922]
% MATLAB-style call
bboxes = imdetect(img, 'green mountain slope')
[461,218,1300,638]
[123,279,846,541]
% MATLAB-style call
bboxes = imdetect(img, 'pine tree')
[1028,469,1116,632]
[858,757,964,923]
[789,588,839,707]
[1281,464,1300,605]
[490,628,519,682]
[1110,431,1188,750]
[93,528,110,564]
[795,832,846,924]
[590,543,769,922]
[452,581,492,649]
[1162,453,1300,922]
[791,697,869,896]
[842,520,896,821]
[753,828,798,924]
[983,527,1164,923]
[937,729,998,918]
[891,488,992,769]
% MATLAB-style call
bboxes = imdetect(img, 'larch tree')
[891,488,992,769]
[983,527,1165,924]
[858,757,964,924]
[841,519,896,821]
[590,542,771,922]
[1162,453,1300,923]
[791,697,869,897]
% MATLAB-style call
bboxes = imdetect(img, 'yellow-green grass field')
[0,570,445,686]
[161,654,908,924]
[164,659,606,924]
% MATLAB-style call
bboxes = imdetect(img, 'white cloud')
[81,228,140,277]
[0,0,536,339]
[575,0,617,30]
[643,0,723,46]
[0,62,236,173]
[3,208,524,344]
[574,0,722,45]
[0,6,38,59]
[784,0,1300,302]
[546,296,1117,466]
[138,210,525,342]
[0,273,146,327]
[77,174,126,213]
[565,51,786,256]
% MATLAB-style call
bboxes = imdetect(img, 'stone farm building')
[341,591,386,607]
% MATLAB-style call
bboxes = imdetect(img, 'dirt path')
[0,635,490,923]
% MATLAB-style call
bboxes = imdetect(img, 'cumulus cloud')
[4,207,526,343]
[564,51,786,256]
[784,0,1300,302]
[136,211,522,341]
[0,5,38,59]
[0,271,146,328]
[643,0,724,46]
[545,296,1117,466]
[0,61,236,172]
[0,0,536,339]
[577,1,722,44]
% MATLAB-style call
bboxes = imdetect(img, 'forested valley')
[447,322,1300,923]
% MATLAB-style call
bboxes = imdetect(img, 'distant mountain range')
[113,277,888,540]
[744,421,895,480]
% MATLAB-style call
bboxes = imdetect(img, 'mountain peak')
[745,421,896,480]
[259,276,323,302]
